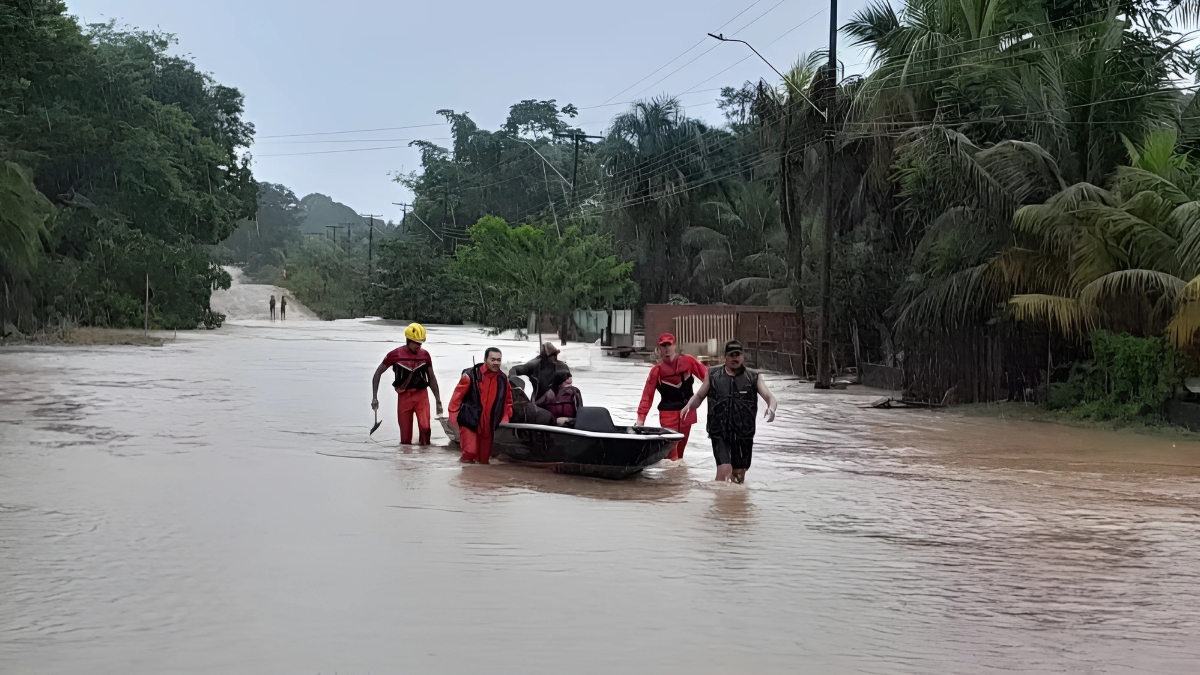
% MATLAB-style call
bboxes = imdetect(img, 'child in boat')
[536,371,582,426]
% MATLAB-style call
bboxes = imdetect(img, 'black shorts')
[712,437,753,469]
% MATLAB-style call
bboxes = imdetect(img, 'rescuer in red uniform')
[370,323,443,445]
[448,347,513,464]
[636,333,708,460]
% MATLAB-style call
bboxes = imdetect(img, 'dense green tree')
[455,216,636,339]
[1,0,255,330]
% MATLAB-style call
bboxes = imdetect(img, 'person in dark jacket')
[508,342,568,400]
[448,347,512,464]
[680,341,777,484]
[536,371,582,425]
[510,376,555,425]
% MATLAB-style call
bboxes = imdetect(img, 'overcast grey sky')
[66,0,875,220]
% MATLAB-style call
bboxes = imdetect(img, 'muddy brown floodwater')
[2,317,1199,674]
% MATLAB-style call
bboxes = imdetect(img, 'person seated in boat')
[509,376,555,425]
[509,341,568,400]
[536,371,582,426]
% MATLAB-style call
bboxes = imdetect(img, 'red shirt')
[638,354,708,419]
[382,346,433,390]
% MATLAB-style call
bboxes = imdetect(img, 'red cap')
[658,333,676,346]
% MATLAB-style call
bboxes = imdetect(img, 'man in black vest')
[448,348,512,464]
[680,340,777,483]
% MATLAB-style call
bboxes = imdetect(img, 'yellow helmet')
[404,322,427,343]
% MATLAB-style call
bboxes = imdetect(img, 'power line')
[258,122,448,139]
[256,138,452,157]
[597,0,768,106]
[625,0,794,102]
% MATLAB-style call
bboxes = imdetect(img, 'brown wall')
[644,304,803,355]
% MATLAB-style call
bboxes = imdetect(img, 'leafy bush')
[1046,331,1181,421]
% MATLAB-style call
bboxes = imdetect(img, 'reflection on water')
[1,318,1199,673]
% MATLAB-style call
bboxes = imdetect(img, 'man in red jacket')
[449,347,513,464]
[636,333,708,460]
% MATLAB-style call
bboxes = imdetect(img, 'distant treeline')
[221,183,635,329]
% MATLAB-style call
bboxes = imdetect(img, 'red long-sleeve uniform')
[448,368,512,464]
[637,354,708,460]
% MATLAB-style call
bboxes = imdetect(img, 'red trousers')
[658,409,693,461]
[459,427,494,464]
[396,388,431,445]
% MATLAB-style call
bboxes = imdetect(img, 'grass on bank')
[1,325,167,347]
[958,400,1200,442]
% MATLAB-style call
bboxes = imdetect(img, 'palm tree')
[755,55,825,304]
[1000,129,1200,349]
[600,96,713,303]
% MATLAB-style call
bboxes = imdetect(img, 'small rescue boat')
[495,407,683,479]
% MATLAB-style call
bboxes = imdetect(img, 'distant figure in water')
[448,347,513,464]
[680,340,778,484]
[269,294,276,321]
[280,295,287,320]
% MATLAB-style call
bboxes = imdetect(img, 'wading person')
[509,341,568,400]
[370,323,443,445]
[680,341,777,484]
[636,333,708,460]
[448,348,512,464]
[269,294,276,321]
[280,295,287,320]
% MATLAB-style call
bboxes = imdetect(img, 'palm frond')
[682,226,729,251]
[990,246,1071,296]
[894,263,999,334]
[1008,294,1095,337]
[1171,201,1200,274]
[1167,273,1200,346]
[1077,268,1185,308]
[1111,167,1190,205]
[975,139,1066,205]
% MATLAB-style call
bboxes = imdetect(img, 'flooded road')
[2,317,1199,674]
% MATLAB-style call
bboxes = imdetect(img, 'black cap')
[725,340,744,354]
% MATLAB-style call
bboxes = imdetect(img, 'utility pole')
[361,214,381,279]
[814,0,838,389]
[706,28,834,386]
[337,222,357,248]
[392,202,410,235]
[554,131,602,210]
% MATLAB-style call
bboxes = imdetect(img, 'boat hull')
[492,423,682,479]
